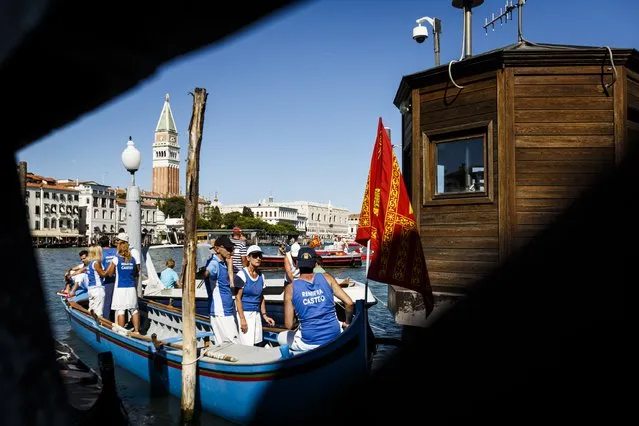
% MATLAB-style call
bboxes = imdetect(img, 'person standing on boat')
[277,247,354,353]
[234,245,275,346]
[103,235,140,333]
[204,235,239,344]
[83,245,107,318]
[230,226,248,275]
[281,242,301,285]
[99,235,118,320]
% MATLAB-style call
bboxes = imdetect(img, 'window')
[44,192,49,199]
[35,205,40,215]
[43,218,49,228]
[35,220,40,230]
[423,120,494,205]
[35,191,41,198]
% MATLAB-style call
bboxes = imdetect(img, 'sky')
[17,0,638,212]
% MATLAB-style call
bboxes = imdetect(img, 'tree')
[223,211,242,229]
[242,206,254,218]
[159,196,186,218]
[208,206,223,228]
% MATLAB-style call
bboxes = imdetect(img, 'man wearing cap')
[204,235,240,344]
[230,226,248,276]
[283,242,301,285]
[277,247,354,353]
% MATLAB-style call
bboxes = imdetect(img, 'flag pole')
[364,240,371,305]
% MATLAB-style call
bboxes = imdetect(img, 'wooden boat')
[62,295,372,425]
[259,250,363,269]
[140,243,376,328]
[55,339,129,425]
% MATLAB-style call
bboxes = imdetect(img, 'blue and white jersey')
[112,254,137,289]
[291,273,340,346]
[86,260,103,288]
[204,255,236,317]
[234,268,264,312]
[102,247,118,285]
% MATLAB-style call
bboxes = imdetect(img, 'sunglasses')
[250,253,263,259]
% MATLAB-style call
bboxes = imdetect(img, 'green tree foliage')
[158,196,186,218]
[208,206,223,228]
[242,206,254,217]
[223,211,242,229]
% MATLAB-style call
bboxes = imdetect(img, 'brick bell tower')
[152,93,180,195]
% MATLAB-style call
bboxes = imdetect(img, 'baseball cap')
[116,232,129,243]
[213,235,235,252]
[290,242,301,258]
[246,245,263,257]
[297,247,317,269]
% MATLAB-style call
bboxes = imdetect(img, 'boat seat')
[202,342,284,365]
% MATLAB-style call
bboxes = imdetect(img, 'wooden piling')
[180,87,208,424]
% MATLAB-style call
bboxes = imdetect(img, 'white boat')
[140,243,377,327]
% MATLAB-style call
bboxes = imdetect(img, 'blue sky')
[17,0,638,212]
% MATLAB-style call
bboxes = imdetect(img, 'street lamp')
[121,136,141,258]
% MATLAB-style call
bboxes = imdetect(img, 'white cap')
[246,245,263,257]
[116,232,129,243]
[290,242,301,257]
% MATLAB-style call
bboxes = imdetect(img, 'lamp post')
[121,136,141,259]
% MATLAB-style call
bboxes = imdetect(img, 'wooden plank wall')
[418,73,499,292]
[628,70,639,120]
[512,66,617,249]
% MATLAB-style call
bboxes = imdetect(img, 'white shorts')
[236,311,263,346]
[277,329,319,353]
[210,315,239,344]
[88,286,105,318]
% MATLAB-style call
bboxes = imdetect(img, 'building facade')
[214,195,350,238]
[25,174,85,247]
[152,93,180,196]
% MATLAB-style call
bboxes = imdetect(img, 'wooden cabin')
[390,43,639,326]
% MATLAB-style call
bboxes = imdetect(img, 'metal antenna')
[483,0,527,44]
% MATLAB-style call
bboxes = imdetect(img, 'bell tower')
[152,93,180,195]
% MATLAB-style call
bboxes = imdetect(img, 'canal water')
[37,246,403,425]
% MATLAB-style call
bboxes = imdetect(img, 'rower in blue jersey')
[103,235,139,333]
[204,235,239,344]
[278,247,354,353]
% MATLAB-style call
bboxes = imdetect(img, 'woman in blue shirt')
[234,245,275,346]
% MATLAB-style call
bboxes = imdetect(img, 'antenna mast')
[483,0,527,44]
[452,0,484,59]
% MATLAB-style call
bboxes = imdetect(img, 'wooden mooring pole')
[180,87,208,423]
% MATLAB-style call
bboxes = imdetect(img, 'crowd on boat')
[60,226,355,354]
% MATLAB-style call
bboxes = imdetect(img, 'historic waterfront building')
[214,194,350,238]
[25,173,85,247]
[152,93,180,196]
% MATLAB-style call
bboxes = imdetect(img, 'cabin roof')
[394,41,639,107]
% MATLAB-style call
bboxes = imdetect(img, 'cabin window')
[423,120,494,205]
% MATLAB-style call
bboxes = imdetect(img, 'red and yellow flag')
[355,117,434,315]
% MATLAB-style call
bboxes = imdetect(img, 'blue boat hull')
[63,298,369,424]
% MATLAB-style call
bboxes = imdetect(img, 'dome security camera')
[412,24,428,43]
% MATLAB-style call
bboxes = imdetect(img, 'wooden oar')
[67,300,188,350]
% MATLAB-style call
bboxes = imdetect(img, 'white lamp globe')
[122,136,141,173]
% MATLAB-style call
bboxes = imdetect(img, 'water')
[37,246,402,425]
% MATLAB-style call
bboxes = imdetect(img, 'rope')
[181,346,238,365]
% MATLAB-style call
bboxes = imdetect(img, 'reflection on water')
[37,246,402,425]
